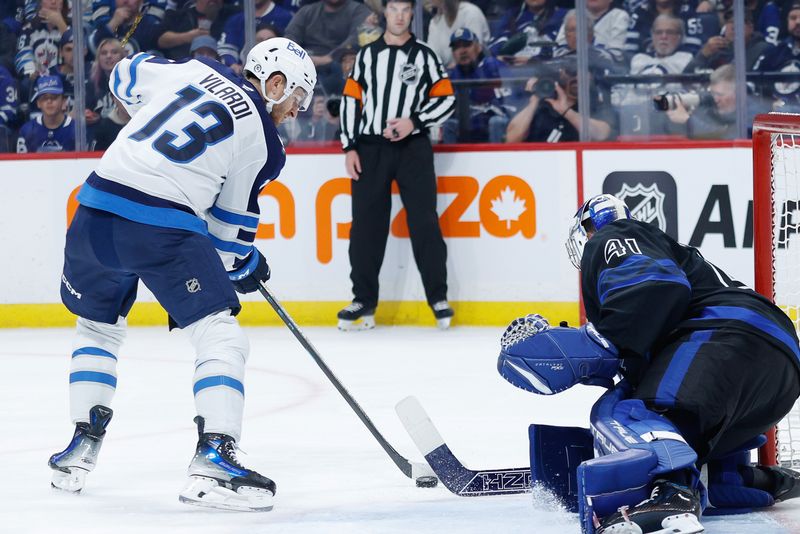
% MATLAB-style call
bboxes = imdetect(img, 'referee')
[337,0,456,331]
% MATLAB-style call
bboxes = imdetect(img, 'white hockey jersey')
[76,53,285,271]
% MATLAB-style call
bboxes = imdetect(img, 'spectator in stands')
[757,2,800,112]
[553,10,618,70]
[664,64,770,138]
[255,21,283,43]
[0,65,19,152]
[17,74,74,153]
[86,38,124,127]
[684,9,772,73]
[631,15,693,75]
[48,28,76,114]
[90,96,130,150]
[284,0,372,94]
[157,0,232,60]
[625,0,717,57]
[0,15,17,72]
[489,0,567,65]
[218,0,292,72]
[15,0,68,79]
[295,93,339,141]
[334,43,358,77]
[443,27,506,143]
[89,0,161,55]
[505,59,615,143]
[556,0,629,63]
[427,0,491,67]
[190,34,220,61]
[750,0,780,46]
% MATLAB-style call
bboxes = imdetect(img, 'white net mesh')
[769,132,800,468]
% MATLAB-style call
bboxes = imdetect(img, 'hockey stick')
[256,282,436,483]
[395,395,531,496]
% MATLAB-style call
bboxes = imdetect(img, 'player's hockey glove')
[228,248,271,294]
[498,319,619,395]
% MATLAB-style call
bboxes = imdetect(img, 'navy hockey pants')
[61,205,240,328]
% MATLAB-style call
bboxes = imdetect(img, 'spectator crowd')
[0,0,796,152]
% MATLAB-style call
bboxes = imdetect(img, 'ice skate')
[431,301,454,330]
[337,301,376,331]
[48,405,113,494]
[596,480,704,534]
[179,417,276,512]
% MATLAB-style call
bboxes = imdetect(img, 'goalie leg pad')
[579,386,701,533]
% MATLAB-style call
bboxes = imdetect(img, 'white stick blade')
[395,396,446,457]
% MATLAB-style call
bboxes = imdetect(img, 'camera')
[531,77,558,100]
[327,97,341,118]
[653,92,701,111]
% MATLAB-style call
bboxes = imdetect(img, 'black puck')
[415,475,439,488]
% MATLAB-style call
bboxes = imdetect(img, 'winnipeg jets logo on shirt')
[603,238,642,264]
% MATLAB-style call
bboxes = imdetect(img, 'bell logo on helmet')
[287,41,307,59]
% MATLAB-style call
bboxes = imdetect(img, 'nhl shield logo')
[399,63,420,85]
[616,183,667,231]
[185,278,201,293]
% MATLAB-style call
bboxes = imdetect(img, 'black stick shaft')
[257,283,413,478]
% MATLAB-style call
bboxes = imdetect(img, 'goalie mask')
[244,37,317,113]
[566,194,631,269]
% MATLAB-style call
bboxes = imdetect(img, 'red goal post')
[752,113,800,467]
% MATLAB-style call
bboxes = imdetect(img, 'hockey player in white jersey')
[49,37,316,512]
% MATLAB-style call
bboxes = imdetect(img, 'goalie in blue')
[498,194,800,534]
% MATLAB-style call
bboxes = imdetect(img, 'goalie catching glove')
[497,314,620,395]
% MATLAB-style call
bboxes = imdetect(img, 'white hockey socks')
[185,310,248,442]
[70,317,126,424]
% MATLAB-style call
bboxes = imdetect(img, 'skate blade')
[436,317,452,330]
[655,514,703,534]
[337,315,375,331]
[601,521,643,534]
[51,467,88,494]
[179,477,274,512]
[602,514,703,534]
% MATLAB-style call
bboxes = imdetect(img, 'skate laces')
[343,302,365,313]
[432,301,451,312]
[220,439,248,471]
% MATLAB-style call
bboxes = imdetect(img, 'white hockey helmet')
[244,37,317,112]
[565,194,632,269]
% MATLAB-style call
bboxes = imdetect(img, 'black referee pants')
[349,134,448,308]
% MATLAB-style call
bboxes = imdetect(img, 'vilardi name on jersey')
[76,53,286,272]
[197,74,253,120]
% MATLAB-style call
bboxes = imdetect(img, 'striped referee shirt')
[340,35,456,151]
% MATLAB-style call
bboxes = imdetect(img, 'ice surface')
[1,326,798,533]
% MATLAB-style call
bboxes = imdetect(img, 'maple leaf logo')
[490,186,527,229]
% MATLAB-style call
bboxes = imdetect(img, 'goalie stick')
[257,282,435,482]
[395,395,531,496]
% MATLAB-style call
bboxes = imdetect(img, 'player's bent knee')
[186,309,249,365]
[75,316,127,354]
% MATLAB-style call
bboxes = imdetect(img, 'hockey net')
[753,113,800,468]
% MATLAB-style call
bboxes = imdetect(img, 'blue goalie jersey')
[580,219,800,381]
[76,53,286,272]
